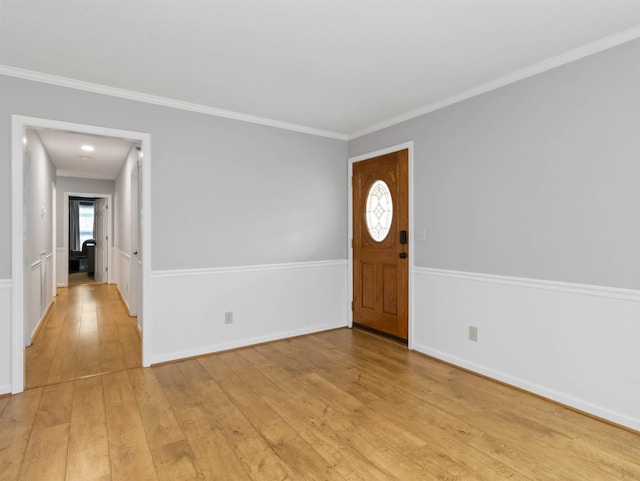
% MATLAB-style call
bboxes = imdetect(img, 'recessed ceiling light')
[81,145,95,152]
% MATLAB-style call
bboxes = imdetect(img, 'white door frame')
[347,141,415,349]
[51,182,57,298]
[63,192,112,285]
[129,158,141,317]
[11,115,152,393]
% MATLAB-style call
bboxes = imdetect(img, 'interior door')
[94,198,106,282]
[353,149,408,340]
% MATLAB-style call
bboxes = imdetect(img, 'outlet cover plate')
[469,326,478,342]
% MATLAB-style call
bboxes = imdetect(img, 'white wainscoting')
[0,279,11,394]
[109,246,118,284]
[28,253,55,345]
[149,260,348,365]
[413,267,640,431]
[117,249,132,314]
[56,247,67,287]
[45,253,53,304]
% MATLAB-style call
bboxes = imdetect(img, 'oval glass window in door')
[366,180,393,242]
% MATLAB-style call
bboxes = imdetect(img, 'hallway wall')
[113,146,137,316]
[24,129,56,345]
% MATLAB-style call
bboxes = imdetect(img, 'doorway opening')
[348,142,414,347]
[67,195,108,287]
[11,115,151,394]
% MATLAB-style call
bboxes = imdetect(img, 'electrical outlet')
[225,311,233,324]
[469,326,478,342]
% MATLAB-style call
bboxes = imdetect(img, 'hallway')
[25,283,141,389]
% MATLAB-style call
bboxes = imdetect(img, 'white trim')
[347,142,415,348]
[30,298,52,344]
[150,259,347,279]
[348,25,640,140]
[116,282,132,315]
[149,259,347,365]
[412,344,640,432]
[0,65,347,141]
[150,321,346,366]
[0,279,12,289]
[11,116,25,394]
[63,192,112,284]
[51,182,57,297]
[2,27,638,143]
[11,115,152,394]
[0,385,11,395]
[415,267,640,302]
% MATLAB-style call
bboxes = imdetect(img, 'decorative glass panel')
[366,180,393,242]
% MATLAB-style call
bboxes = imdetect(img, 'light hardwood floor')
[25,284,141,389]
[67,272,99,287]
[3,325,639,480]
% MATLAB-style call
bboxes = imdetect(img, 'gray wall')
[55,176,116,248]
[349,39,640,289]
[0,76,348,278]
[24,129,56,263]
[114,147,137,256]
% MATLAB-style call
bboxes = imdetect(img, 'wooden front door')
[353,149,408,341]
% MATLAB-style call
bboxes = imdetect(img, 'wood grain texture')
[25,284,141,389]
[2,327,638,480]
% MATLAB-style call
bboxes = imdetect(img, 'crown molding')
[348,25,640,140]
[0,65,348,141]
[2,24,638,143]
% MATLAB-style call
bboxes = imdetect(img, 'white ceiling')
[33,129,137,180]
[3,1,640,137]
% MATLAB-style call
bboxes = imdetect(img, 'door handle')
[399,252,407,259]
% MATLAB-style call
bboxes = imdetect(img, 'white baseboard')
[413,343,640,432]
[149,260,348,366]
[151,321,346,365]
[116,282,132,315]
[413,267,640,430]
[29,299,53,344]
[0,385,11,395]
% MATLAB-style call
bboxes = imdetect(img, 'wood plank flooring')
[67,273,99,287]
[25,284,141,389]
[3,327,639,480]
